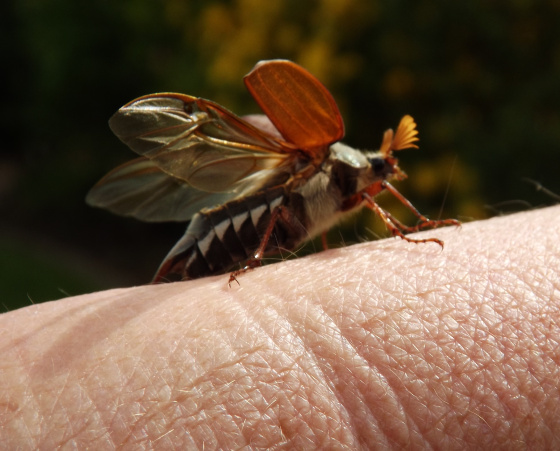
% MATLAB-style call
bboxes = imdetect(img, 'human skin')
[1,205,560,449]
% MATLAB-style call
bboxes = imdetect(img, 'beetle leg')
[362,186,457,248]
[381,181,460,231]
[321,231,329,250]
[228,205,298,286]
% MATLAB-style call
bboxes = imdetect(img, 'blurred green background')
[2,0,559,310]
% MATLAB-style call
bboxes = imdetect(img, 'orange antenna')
[391,115,419,151]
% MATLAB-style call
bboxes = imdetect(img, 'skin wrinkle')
[375,315,443,447]
[113,360,152,444]
[296,288,427,449]
[264,281,373,447]
[457,311,514,440]
[153,290,310,448]
[11,348,39,450]
[226,373,283,448]
[479,254,555,446]
[38,374,88,449]
[186,384,243,445]
[129,374,175,444]
[230,291,358,448]
[222,317,304,448]
[347,265,447,446]
[492,292,550,435]
[25,287,168,384]
[291,295,391,448]
[99,293,245,448]
[89,366,139,447]
[430,332,498,443]
[94,339,155,445]
[172,333,249,448]
[348,247,528,448]
[162,353,215,441]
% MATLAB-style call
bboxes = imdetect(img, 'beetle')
[87,59,459,284]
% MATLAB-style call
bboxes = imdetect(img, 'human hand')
[2,206,559,448]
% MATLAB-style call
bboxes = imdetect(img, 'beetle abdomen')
[153,186,297,282]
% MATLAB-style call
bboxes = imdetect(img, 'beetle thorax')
[329,142,398,195]
[294,142,398,239]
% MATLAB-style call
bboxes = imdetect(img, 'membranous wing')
[108,93,295,192]
[86,157,251,222]
[87,94,297,222]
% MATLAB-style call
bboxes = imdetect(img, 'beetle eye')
[369,157,386,174]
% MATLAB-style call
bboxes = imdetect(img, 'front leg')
[362,187,459,248]
[381,181,460,232]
